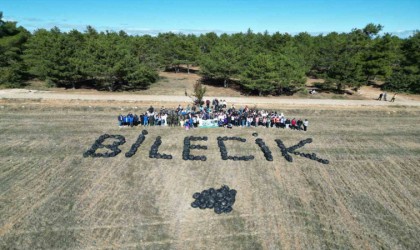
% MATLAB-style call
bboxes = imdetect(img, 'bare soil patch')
[14,72,420,104]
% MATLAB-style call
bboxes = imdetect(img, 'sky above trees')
[2,0,419,36]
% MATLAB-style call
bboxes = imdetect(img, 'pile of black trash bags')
[83,134,125,158]
[149,135,172,159]
[295,152,329,164]
[217,136,254,161]
[275,139,293,162]
[183,136,208,161]
[191,185,237,214]
[275,138,329,164]
[126,130,148,157]
[255,138,273,161]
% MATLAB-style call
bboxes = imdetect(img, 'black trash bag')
[191,185,237,214]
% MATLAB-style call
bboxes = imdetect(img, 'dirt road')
[1,89,419,107]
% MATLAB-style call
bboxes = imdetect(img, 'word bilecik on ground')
[83,131,329,164]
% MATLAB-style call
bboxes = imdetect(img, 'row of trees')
[0,12,419,93]
[23,27,159,90]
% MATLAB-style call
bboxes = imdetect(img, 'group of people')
[118,99,310,131]
[377,92,397,102]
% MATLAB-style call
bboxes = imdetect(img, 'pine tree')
[0,12,30,87]
[199,42,241,88]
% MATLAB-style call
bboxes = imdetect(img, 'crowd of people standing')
[118,98,310,131]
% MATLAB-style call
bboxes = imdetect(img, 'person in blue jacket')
[143,113,149,126]
[127,113,134,127]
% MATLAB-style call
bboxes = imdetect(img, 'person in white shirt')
[303,119,309,131]
[162,113,167,126]
[247,117,252,127]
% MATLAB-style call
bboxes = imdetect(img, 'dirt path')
[1,89,420,107]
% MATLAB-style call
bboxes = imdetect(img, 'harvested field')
[0,103,419,249]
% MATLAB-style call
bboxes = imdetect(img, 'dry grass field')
[1,102,419,249]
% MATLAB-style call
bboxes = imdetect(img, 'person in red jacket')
[291,118,297,130]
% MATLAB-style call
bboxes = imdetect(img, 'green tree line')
[0,12,419,93]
